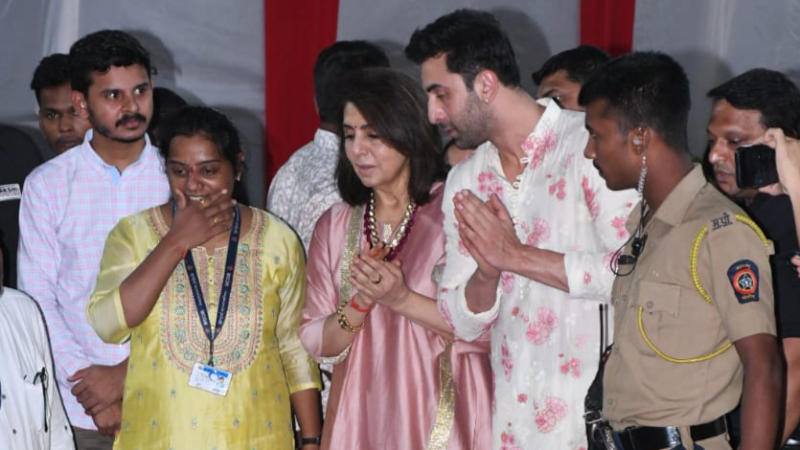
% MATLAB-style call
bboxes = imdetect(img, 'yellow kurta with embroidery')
[87,206,321,450]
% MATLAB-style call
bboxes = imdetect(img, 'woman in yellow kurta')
[87,107,321,449]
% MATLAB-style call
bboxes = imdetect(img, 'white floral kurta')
[266,129,341,251]
[437,99,638,449]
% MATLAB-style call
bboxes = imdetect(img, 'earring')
[235,174,242,182]
[636,152,648,194]
[633,136,642,146]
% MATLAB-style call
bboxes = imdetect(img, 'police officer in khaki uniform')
[580,51,782,450]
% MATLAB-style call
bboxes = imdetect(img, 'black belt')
[614,416,727,450]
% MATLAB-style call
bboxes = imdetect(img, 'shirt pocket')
[20,370,47,433]
[633,280,684,353]
[631,280,707,406]
[636,280,680,313]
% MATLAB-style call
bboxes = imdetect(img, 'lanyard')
[175,202,241,366]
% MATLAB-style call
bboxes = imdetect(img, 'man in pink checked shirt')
[18,30,169,449]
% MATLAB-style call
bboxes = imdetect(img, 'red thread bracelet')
[349,296,374,313]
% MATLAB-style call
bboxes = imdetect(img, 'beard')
[449,91,491,149]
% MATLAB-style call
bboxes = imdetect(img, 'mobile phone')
[735,144,778,189]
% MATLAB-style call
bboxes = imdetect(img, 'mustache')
[115,113,146,127]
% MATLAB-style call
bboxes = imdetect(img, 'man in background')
[30,53,91,154]
[147,86,187,148]
[532,45,609,111]
[706,68,800,448]
[2,54,89,288]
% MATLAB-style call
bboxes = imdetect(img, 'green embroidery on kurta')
[157,210,266,375]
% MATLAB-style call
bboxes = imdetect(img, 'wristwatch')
[300,436,321,446]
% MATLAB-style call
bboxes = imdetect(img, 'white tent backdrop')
[337,0,581,94]
[3,0,800,206]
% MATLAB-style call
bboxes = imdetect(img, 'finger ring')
[371,273,382,284]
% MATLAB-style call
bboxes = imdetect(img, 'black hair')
[158,106,246,201]
[69,29,151,97]
[707,68,800,138]
[336,68,445,206]
[405,9,520,89]
[30,53,71,105]
[148,87,188,148]
[314,41,389,124]
[158,106,241,167]
[532,45,609,85]
[579,51,691,152]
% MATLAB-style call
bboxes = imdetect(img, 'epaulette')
[706,210,774,255]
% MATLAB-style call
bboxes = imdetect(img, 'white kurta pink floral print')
[437,99,638,449]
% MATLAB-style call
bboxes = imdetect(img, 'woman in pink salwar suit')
[299,68,492,450]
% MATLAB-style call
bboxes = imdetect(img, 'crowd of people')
[3,7,800,450]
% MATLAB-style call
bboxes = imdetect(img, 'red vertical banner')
[580,0,636,57]
[264,0,339,186]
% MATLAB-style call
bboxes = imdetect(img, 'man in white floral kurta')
[406,10,638,448]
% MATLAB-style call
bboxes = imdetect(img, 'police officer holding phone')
[707,69,800,449]
[581,52,782,450]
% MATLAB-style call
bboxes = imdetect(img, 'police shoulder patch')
[727,259,759,303]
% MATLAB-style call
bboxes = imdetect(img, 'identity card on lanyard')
[181,203,241,396]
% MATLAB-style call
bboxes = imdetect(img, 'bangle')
[349,296,373,313]
[336,302,365,333]
[300,436,321,446]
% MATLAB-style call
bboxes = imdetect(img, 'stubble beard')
[88,109,147,144]
[451,92,491,149]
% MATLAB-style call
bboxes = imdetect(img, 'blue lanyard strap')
[176,202,242,366]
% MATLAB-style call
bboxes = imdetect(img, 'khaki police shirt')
[603,166,776,429]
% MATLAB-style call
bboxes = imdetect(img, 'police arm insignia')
[727,259,759,303]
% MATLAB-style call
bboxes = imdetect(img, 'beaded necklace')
[363,191,417,261]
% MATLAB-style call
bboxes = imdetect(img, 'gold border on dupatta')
[427,341,454,450]
[338,205,364,310]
